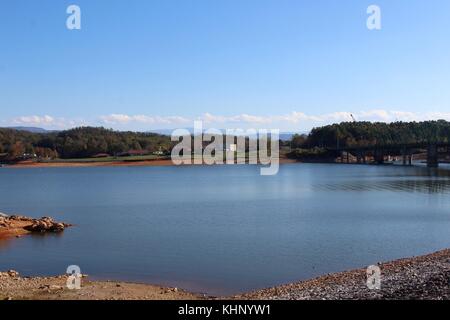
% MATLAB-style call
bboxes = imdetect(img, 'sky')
[1,0,450,132]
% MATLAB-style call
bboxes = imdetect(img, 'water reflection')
[315,178,450,193]
[313,164,450,194]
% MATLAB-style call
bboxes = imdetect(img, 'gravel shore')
[235,249,450,300]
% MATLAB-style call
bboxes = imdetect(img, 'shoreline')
[0,272,202,300]
[1,158,298,169]
[1,159,177,169]
[1,248,449,300]
[235,248,450,300]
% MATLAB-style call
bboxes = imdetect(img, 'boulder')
[0,217,11,228]
[9,215,32,222]
[43,285,64,291]
[8,270,19,277]
[24,217,71,233]
[0,219,6,228]
[1,270,20,278]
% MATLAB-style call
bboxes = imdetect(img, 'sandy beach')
[0,272,203,300]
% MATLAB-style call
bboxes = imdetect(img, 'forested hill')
[2,121,450,161]
[0,127,172,160]
[291,120,450,149]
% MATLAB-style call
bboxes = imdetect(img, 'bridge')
[330,142,450,168]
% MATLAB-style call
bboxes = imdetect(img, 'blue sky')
[1,0,450,131]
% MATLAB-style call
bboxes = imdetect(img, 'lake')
[1,163,450,295]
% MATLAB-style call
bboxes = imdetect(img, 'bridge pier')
[427,144,438,168]
[402,148,412,166]
[355,150,366,164]
[334,143,449,167]
[374,149,384,164]
[356,152,362,164]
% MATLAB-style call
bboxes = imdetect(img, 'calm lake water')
[1,163,450,295]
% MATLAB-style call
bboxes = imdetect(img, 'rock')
[49,285,64,291]
[0,270,19,278]
[40,284,64,291]
[0,216,11,228]
[24,217,71,233]
[9,215,32,222]
[54,223,66,231]
[7,270,19,278]
[1,214,71,239]
[0,212,9,218]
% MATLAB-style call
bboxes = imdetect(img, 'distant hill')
[6,126,49,133]
[5,126,299,140]
[148,129,301,140]
[148,129,187,136]
[279,133,297,141]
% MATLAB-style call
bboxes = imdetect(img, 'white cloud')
[10,115,85,129]
[13,115,55,125]
[197,109,450,130]
[200,112,323,125]
[425,112,450,121]
[98,110,450,131]
[100,114,190,125]
[358,109,391,122]
[7,109,450,132]
[352,110,450,122]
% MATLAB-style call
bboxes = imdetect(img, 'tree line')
[291,120,450,150]
[0,127,172,160]
[2,121,450,161]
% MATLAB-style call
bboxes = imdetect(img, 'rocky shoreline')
[235,249,450,300]
[0,249,449,300]
[0,213,71,239]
